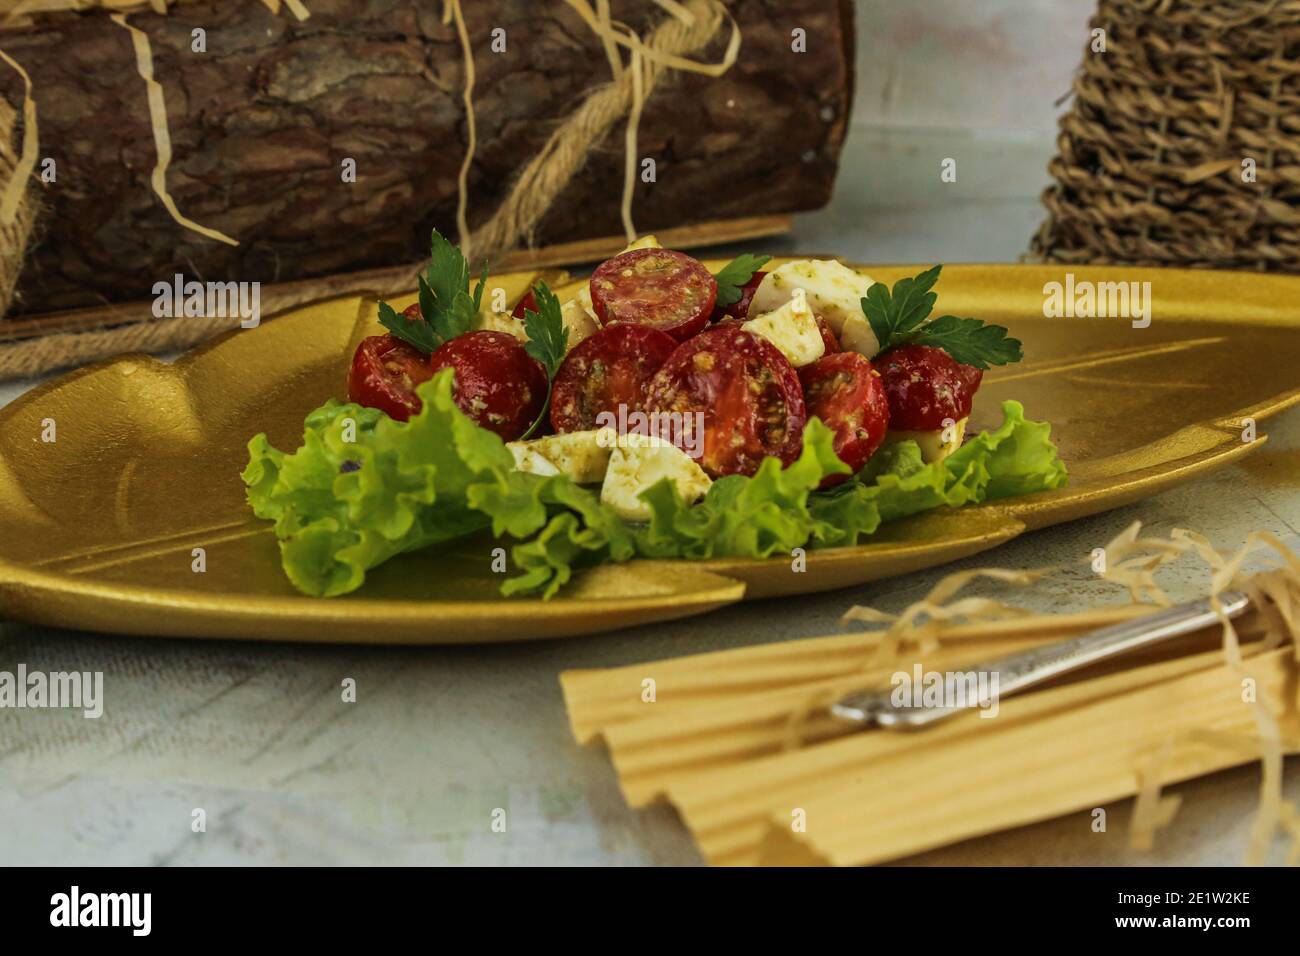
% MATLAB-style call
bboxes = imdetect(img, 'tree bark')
[1,0,853,315]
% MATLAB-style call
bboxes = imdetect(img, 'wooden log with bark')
[0,0,854,317]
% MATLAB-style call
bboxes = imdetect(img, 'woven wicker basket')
[1032,0,1300,271]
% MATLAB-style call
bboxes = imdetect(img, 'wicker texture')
[1032,0,1300,271]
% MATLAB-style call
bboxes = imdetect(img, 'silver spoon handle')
[831,592,1250,730]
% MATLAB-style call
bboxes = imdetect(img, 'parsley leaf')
[522,281,568,377]
[860,264,1022,370]
[378,228,487,353]
[518,280,569,440]
[862,263,941,351]
[911,315,1023,368]
[713,253,772,308]
[378,300,443,354]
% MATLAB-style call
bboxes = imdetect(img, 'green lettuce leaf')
[630,400,1065,562]
[634,418,849,559]
[811,399,1067,545]
[944,399,1069,500]
[246,379,1066,600]
[497,477,637,598]
[243,371,507,596]
[243,369,627,598]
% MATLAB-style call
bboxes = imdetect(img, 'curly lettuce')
[243,370,617,597]
[245,374,1066,599]
[634,401,1066,559]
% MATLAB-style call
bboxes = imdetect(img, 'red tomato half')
[510,289,537,322]
[428,331,548,440]
[956,360,984,396]
[713,270,767,322]
[799,352,890,487]
[550,324,678,433]
[589,248,717,340]
[646,325,806,478]
[816,315,841,354]
[348,333,434,422]
[875,344,982,431]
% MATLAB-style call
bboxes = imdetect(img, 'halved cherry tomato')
[956,360,984,396]
[875,344,982,431]
[799,352,890,487]
[713,270,766,322]
[428,331,548,440]
[510,289,537,322]
[816,315,841,354]
[646,324,806,478]
[348,333,434,422]
[550,324,677,433]
[589,248,717,341]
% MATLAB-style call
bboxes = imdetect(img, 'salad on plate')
[244,232,1067,598]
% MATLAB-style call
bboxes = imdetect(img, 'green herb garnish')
[862,264,1022,369]
[521,281,568,377]
[518,280,569,440]
[713,253,772,308]
[377,228,488,353]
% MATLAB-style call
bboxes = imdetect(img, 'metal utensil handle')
[831,591,1249,730]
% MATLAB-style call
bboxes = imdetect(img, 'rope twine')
[0,0,737,380]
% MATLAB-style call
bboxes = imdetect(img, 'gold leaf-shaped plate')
[1,263,1297,643]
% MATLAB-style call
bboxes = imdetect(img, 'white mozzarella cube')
[748,259,878,353]
[745,294,826,367]
[508,445,560,477]
[560,296,600,351]
[475,309,528,343]
[599,433,712,522]
[837,313,880,358]
[575,283,598,323]
[506,430,613,483]
[882,417,968,464]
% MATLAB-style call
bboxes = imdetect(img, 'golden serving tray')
[2,263,1298,644]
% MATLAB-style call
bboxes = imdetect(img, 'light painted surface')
[855,0,1096,132]
[3,3,1298,864]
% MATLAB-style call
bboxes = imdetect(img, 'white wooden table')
[2,126,1297,866]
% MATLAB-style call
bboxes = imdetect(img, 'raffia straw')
[0,86,36,315]
[1077,523,1300,861]
[620,48,646,243]
[842,567,1048,665]
[442,0,477,264]
[258,0,309,20]
[109,13,238,246]
[590,0,624,81]
[1096,526,1299,861]
[0,49,35,228]
[836,523,1300,863]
